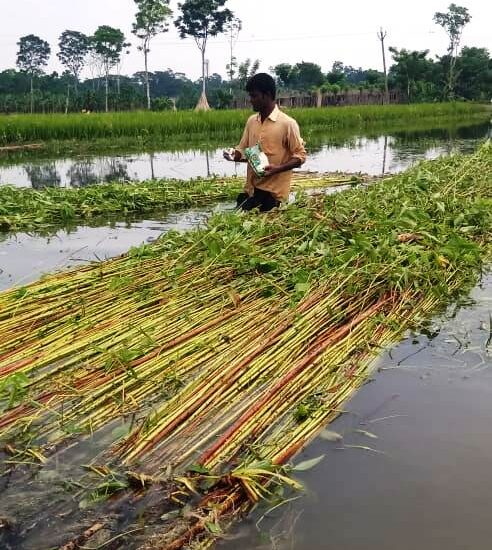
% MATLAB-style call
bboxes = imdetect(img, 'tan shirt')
[236,105,307,201]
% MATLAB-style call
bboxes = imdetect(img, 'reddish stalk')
[198,295,391,466]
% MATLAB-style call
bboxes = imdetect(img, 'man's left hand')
[263,164,282,177]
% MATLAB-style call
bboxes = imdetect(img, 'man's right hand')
[223,149,244,162]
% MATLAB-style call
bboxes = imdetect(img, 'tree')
[294,62,325,89]
[238,58,260,87]
[272,62,324,91]
[389,48,436,101]
[433,4,472,99]
[455,47,492,100]
[175,0,234,110]
[326,61,346,85]
[16,34,51,113]
[132,0,173,110]
[272,63,294,89]
[225,16,241,88]
[57,31,90,90]
[57,31,90,113]
[91,26,130,112]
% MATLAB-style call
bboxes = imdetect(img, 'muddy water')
[218,275,492,550]
[0,205,231,291]
[0,122,489,188]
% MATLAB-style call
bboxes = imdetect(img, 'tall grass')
[1,114,489,164]
[0,103,489,145]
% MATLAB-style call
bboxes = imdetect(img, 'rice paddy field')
[0,103,491,549]
[0,140,490,549]
[0,103,489,149]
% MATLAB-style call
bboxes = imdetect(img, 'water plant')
[0,172,362,233]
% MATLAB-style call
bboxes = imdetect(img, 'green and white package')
[244,143,269,177]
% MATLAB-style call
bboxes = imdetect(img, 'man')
[224,73,307,212]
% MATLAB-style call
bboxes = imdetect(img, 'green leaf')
[78,497,93,510]
[111,425,130,440]
[187,463,210,475]
[295,283,310,293]
[205,521,222,535]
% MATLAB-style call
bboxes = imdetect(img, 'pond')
[0,121,489,188]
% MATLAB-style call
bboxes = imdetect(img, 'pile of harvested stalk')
[0,172,364,233]
[0,144,490,549]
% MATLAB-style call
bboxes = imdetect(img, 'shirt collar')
[257,104,280,123]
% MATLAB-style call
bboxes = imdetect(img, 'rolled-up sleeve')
[286,120,306,165]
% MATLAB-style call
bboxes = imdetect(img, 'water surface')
[0,122,489,188]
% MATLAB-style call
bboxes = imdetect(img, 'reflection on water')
[65,158,131,187]
[24,163,61,189]
[0,122,489,188]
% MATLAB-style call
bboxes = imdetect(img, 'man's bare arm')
[263,157,303,176]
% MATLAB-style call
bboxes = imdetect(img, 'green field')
[0,103,489,146]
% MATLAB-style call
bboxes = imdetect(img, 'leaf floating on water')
[319,429,343,442]
[78,497,92,510]
[354,429,379,439]
[344,445,386,455]
[111,425,130,441]
[292,455,325,472]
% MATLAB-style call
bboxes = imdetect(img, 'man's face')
[249,90,267,112]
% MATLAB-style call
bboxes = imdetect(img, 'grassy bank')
[0,103,489,146]
[0,144,490,548]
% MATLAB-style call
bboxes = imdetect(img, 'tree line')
[1,1,490,113]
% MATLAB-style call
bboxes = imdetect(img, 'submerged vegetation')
[0,103,489,146]
[0,144,490,548]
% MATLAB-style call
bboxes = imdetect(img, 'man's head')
[246,73,276,112]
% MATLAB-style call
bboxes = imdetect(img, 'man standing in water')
[224,73,307,212]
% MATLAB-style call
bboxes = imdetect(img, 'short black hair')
[246,73,276,100]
